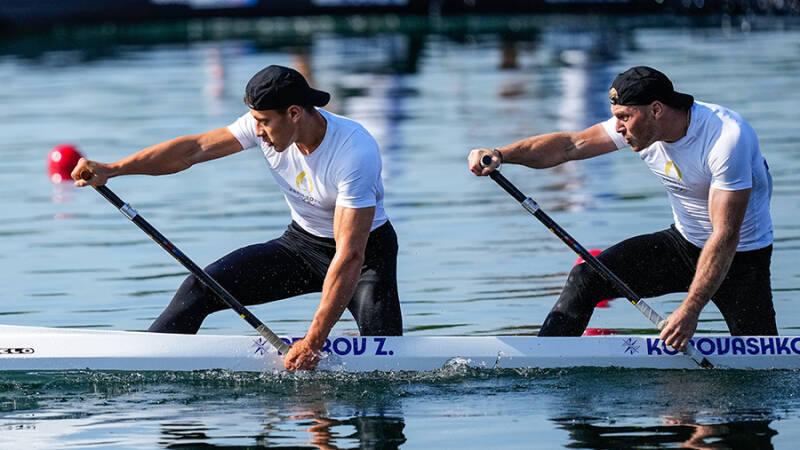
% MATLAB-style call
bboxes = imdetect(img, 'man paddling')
[73,65,402,370]
[469,66,776,350]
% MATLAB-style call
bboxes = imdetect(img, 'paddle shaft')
[91,184,290,355]
[480,155,713,368]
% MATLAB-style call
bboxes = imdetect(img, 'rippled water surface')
[1,14,799,448]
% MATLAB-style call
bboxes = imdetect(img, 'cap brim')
[308,89,330,107]
[668,91,694,109]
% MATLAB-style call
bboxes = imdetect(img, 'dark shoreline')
[2,0,798,35]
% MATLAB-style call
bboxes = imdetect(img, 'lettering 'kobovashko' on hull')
[1,325,798,372]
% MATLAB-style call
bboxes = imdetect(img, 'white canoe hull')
[1,325,799,371]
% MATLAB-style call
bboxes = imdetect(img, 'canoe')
[1,325,798,371]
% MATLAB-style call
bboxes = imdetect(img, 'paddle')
[82,175,290,355]
[480,155,713,369]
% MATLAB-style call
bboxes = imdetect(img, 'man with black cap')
[73,65,402,370]
[468,66,776,350]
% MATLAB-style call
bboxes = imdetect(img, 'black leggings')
[148,221,402,336]
[538,225,777,336]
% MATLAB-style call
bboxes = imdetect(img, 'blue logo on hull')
[645,337,800,356]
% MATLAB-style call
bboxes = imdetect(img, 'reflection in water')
[287,414,406,450]
[555,419,776,449]
[330,33,424,139]
[204,46,225,117]
[549,30,621,213]
[497,32,539,100]
[327,32,426,184]
[553,31,619,131]
[153,399,406,449]
[148,376,408,448]
[157,413,406,449]
[545,368,794,450]
[159,421,213,445]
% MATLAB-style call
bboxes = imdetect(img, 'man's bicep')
[194,127,245,163]
[334,138,382,209]
[570,123,620,160]
[333,205,375,251]
[709,187,750,233]
[708,125,755,191]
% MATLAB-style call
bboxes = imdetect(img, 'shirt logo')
[296,171,313,194]
[665,161,682,180]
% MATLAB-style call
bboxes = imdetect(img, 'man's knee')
[538,263,614,337]
[562,263,611,307]
[350,283,402,336]
[725,304,777,336]
[538,311,586,336]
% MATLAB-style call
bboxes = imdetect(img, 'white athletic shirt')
[227,108,389,238]
[601,101,773,251]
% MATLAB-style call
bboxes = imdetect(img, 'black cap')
[244,65,330,111]
[609,66,694,109]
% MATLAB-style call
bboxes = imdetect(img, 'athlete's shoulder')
[695,101,751,129]
[227,111,259,150]
[320,109,379,153]
[320,109,372,136]
[694,102,756,146]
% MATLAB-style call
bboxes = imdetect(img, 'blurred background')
[3,0,797,32]
[1,4,800,449]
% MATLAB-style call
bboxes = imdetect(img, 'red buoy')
[47,144,83,183]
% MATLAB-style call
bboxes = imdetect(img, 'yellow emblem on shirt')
[296,171,313,194]
[665,161,682,180]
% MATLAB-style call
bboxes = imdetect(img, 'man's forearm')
[304,252,364,348]
[684,231,739,312]
[109,136,202,178]
[498,133,575,169]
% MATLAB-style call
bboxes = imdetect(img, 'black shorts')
[538,225,776,336]
[148,221,402,336]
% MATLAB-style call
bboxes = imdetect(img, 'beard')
[628,117,659,152]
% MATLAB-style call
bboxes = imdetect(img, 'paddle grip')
[480,155,526,202]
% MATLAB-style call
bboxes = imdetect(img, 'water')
[1,13,799,448]
[1,368,798,448]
